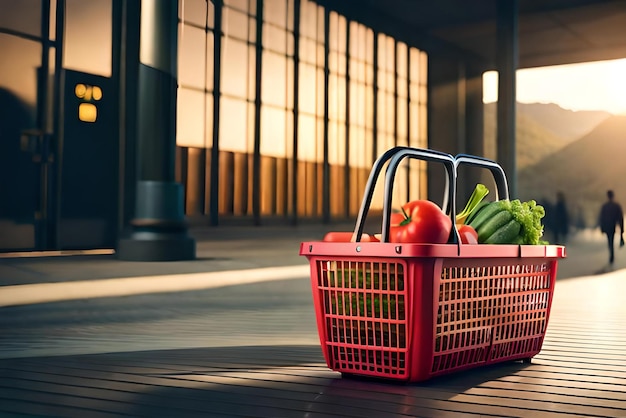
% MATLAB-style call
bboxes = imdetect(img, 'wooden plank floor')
[1,272,625,417]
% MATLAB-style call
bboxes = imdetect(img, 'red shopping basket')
[300,147,566,382]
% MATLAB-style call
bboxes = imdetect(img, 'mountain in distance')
[517,114,626,228]
[516,102,611,141]
[485,102,612,168]
[484,102,611,169]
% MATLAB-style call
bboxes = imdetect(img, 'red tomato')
[458,224,478,244]
[389,200,452,244]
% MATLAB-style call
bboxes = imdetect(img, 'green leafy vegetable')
[470,199,546,244]
[501,199,546,245]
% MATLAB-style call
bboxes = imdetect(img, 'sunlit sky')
[483,58,626,115]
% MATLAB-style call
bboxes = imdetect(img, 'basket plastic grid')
[316,258,411,379]
[309,253,558,382]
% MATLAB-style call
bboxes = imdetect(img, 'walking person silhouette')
[599,190,624,266]
[553,191,570,244]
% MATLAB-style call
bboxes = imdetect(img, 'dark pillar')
[117,0,195,261]
[427,54,465,207]
[496,0,518,198]
[465,67,485,160]
[428,55,490,207]
[463,65,486,199]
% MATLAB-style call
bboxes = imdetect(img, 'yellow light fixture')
[75,83,87,98]
[79,103,97,122]
[92,86,103,101]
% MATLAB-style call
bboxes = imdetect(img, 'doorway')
[0,0,118,252]
[57,69,117,249]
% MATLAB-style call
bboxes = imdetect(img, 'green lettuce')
[496,199,546,245]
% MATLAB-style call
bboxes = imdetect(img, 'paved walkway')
[1,225,626,417]
[0,224,623,308]
[0,222,339,307]
[0,224,621,288]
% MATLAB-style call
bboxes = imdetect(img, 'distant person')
[574,206,586,230]
[553,191,570,244]
[598,190,624,265]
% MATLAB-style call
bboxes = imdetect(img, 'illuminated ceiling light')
[75,83,87,98]
[79,103,97,122]
[92,86,103,101]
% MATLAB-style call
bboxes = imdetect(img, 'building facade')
[0,0,458,254]
[176,0,429,225]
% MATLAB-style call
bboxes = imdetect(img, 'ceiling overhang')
[318,0,626,70]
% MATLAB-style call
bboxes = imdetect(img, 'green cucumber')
[468,201,503,231]
[465,200,490,225]
[511,233,525,245]
[484,219,522,244]
[476,209,513,242]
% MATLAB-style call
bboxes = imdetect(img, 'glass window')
[328,119,345,165]
[298,62,317,114]
[0,34,41,107]
[397,42,407,78]
[0,0,41,37]
[299,38,317,64]
[286,55,294,109]
[260,106,286,156]
[348,23,375,171]
[408,48,427,151]
[180,0,207,27]
[410,47,420,80]
[419,103,427,144]
[224,0,250,13]
[221,38,250,99]
[420,84,428,103]
[219,96,249,153]
[377,33,395,156]
[223,7,250,41]
[208,0,215,28]
[328,74,346,122]
[348,127,365,168]
[64,0,112,77]
[260,0,294,166]
[205,31,215,91]
[397,43,408,98]
[262,51,286,107]
[176,6,215,151]
[336,15,347,53]
[409,102,420,146]
[348,21,359,57]
[247,45,256,100]
[298,114,317,161]
[205,94,213,148]
[348,81,358,125]
[178,25,206,89]
[397,99,408,141]
[299,0,318,38]
[316,66,324,116]
[408,47,421,150]
[328,0,346,174]
[264,0,287,27]
[177,87,205,147]
[263,23,287,54]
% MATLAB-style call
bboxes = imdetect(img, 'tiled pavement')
[1,225,626,417]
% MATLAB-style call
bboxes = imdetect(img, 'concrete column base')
[117,180,196,261]
[117,230,195,261]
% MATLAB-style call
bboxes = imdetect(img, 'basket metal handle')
[454,154,509,201]
[352,146,457,243]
